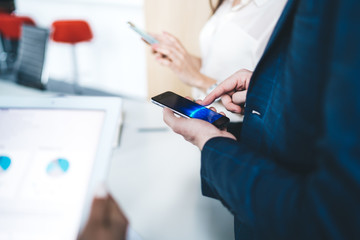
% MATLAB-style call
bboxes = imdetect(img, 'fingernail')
[95,182,108,199]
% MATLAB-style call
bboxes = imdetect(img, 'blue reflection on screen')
[168,95,222,123]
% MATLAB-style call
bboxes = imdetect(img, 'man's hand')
[163,108,236,150]
[78,194,128,240]
[201,69,253,114]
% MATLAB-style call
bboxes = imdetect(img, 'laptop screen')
[0,108,105,239]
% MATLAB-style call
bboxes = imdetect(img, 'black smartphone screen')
[151,91,229,129]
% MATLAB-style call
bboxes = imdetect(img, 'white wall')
[16,0,147,99]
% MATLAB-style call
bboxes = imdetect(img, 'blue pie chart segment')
[46,158,70,176]
[0,156,11,172]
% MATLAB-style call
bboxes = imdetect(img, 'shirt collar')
[253,0,269,7]
[230,0,268,11]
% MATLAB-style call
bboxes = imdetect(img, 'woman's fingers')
[153,46,171,58]
[156,57,172,67]
[162,31,185,54]
[153,45,181,65]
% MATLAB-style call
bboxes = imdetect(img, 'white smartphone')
[127,21,159,45]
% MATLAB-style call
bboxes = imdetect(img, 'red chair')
[51,20,93,93]
[0,14,35,72]
[52,20,92,44]
[0,15,35,39]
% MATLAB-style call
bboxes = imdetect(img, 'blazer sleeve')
[200,2,360,239]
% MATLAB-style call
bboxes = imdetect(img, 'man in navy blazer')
[163,0,360,239]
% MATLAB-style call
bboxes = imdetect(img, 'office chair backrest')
[0,14,36,73]
[52,20,93,44]
[16,24,49,90]
[0,14,35,40]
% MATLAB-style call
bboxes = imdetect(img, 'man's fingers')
[209,107,217,112]
[202,83,227,106]
[202,70,252,106]
[232,90,247,105]
[195,99,202,104]
[163,108,178,129]
[220,95,232,109]
[163,108,188,134]
[202,77,238,105]
[221,95,243,113]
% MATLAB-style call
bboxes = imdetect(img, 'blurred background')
[1,0,211,99]
[0,1,236,240]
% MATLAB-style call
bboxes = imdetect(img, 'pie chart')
[0,156,11,172]
[46,158,70,177]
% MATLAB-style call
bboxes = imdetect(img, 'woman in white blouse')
[151,0,287,103]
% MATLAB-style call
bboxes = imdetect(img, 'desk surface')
[0,80,234,240]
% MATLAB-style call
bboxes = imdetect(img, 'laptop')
[0,96,122,240]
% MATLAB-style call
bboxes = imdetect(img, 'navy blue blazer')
[201,0,360,239]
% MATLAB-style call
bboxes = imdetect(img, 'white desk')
[0,80,234,240]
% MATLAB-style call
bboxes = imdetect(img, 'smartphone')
[151,91,230,129]
[127,21,159,45]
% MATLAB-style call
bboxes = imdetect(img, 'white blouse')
[199,0,287,84]
[194,0,287,121]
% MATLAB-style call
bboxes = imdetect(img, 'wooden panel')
[145,0,212,98]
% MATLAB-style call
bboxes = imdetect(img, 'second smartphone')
[151,91,230,129]
[127,21,159,45]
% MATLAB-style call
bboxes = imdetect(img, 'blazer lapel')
[246,0,299,105]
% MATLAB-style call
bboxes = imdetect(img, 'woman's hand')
[151,32,216,90]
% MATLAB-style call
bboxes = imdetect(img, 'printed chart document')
[0,108,106,240]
